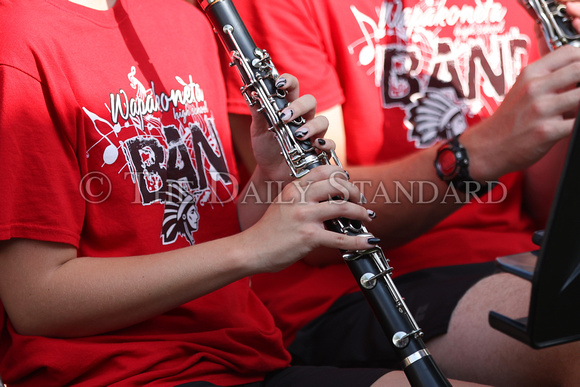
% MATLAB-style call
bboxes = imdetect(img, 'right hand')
[462,44,580,182]
[242,164,377,273]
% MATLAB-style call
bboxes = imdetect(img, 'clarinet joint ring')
[401,348,431,368]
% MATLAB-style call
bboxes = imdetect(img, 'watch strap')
[434,136,494,196]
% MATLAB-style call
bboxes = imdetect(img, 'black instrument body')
[519,0,580,50]
[198,1,451,385]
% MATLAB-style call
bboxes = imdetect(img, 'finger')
[309,200,376,225]
[280,94,317,124]
[552,86,580,115]
[535,45,580,74]
[565,2,580,17]
[312,137,336,152]
[316,228,381,251]
[293,116,330,141]
[311,138,347,173]
[275,73,299,102]
[574,18,580,33]
[548,0,580,32]
[287,174,363,204]
[531,82,580,120]
[542,58,580,91]
[539,116,577,144]
[294,164,348,185]
[561,85,580,111]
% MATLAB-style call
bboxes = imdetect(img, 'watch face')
[437,148,458,178]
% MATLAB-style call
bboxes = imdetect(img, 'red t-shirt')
[0,0,290,385]
[224,0,541,346]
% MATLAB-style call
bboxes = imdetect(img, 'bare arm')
[319,46,580,249]
[319,105,464,249]
[0,164,375,338]
[0,236,254,338]
[0,73,379,338]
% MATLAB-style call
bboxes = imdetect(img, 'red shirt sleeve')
[0,65,85,247]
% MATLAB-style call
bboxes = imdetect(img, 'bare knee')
[428,273,580,386]
[451,273,531,323]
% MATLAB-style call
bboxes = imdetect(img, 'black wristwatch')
[434,135,493,196]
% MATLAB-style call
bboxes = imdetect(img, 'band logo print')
[84,67,234,246]
[348,0,532,148]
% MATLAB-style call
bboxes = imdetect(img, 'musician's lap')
[427,273,568,386]
[288,262,497,369]
[285,266,579,387]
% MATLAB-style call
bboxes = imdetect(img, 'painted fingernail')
[275,77,287,88]
[368,237,381,245]
[295,129,308,138]
[367,209,376,219]
[317,138,326,146]
[280,109,293,122]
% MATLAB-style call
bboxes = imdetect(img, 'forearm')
[237,163,291,230]
[3,172,374,338]
[0,236,256,338]
[349,147,466,248]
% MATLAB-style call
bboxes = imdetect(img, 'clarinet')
[197,1,451,385]
[518,0,580,50]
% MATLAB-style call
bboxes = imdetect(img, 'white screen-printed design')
[347,0,532,148]
[85,67,234,245]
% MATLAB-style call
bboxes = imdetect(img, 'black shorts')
[288,262,499,368]
[176,365,390,387]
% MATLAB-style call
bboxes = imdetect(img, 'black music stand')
[488,109,580,349]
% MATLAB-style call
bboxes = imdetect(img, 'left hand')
[461,45,580,182]
[562,1,580,32]
[248,73,330,182]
